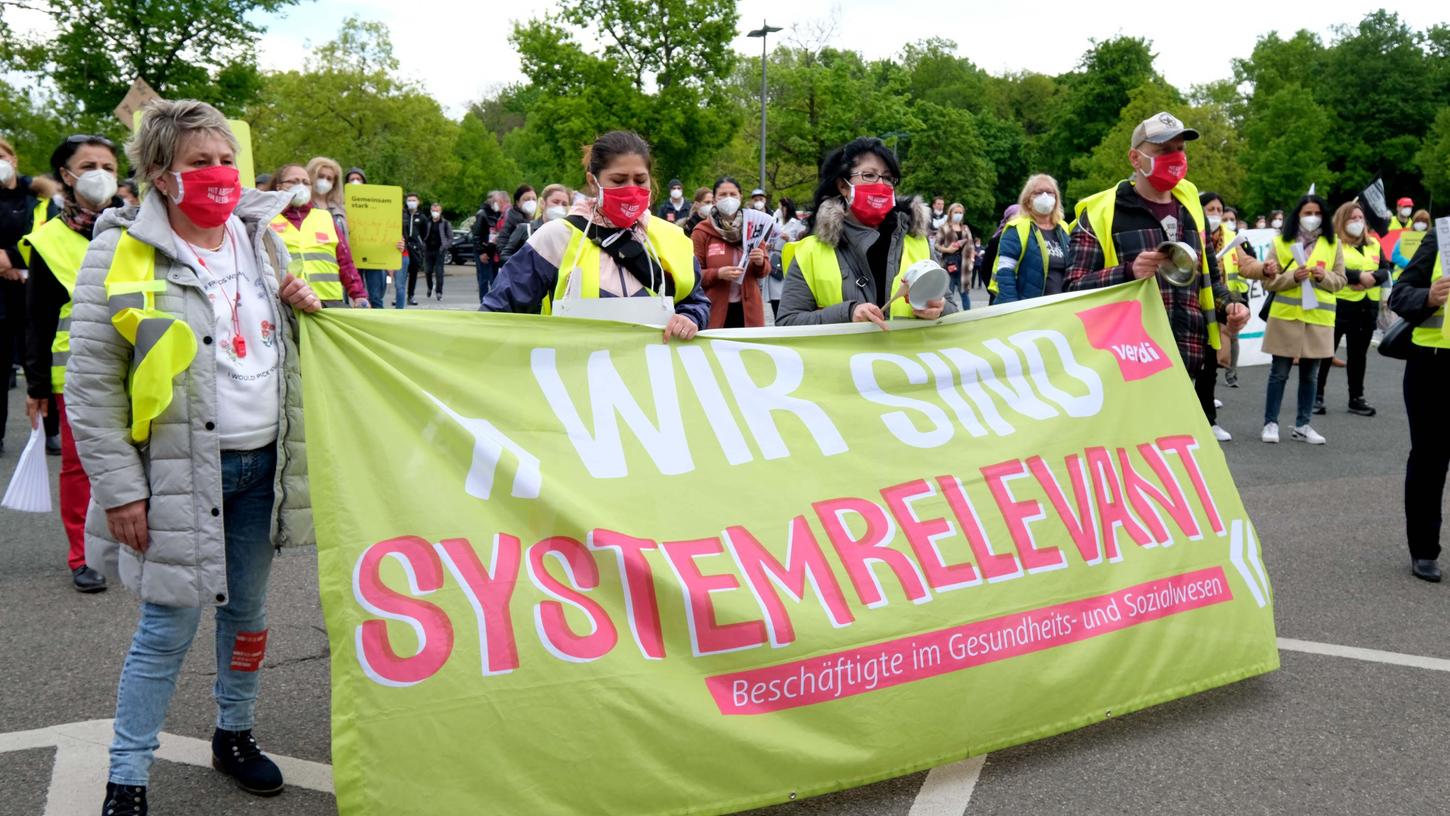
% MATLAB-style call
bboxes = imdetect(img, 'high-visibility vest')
[781,240,800,278]
[990,216,1068,297]
[544,217,696,314]
[1337,238,1382,303]
[1075,178,1220,349]
[16,200,50,267]
[20,219,89,392]
[104,232,199,443]
[1389,216,1413,233]
[1412,255,1449,350]
[1216,227,1250,295]
[1268,236,1339,327]
[792,232,931,319]
[270,208,343,301]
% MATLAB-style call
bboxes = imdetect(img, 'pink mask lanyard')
[185,223,247,360]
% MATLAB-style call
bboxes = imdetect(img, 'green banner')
[302,279,1277,816]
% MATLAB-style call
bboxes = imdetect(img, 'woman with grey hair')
[64,98,321,815]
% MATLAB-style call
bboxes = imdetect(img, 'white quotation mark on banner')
[1227,519,1270,608]
[426,391,541,502]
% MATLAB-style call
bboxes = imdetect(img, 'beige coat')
[1260,242,1346,359]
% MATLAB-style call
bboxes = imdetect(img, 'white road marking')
[0,718,332,815]
[1278,637,1450,673]
[908,754,986,816]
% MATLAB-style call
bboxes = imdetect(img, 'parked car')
[448,219,477,265]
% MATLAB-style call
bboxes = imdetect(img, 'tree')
[558,0,737,92]
[1067,82,1184,204]
[7,0,298,116]
[1040,37,1160,183]
[1416,107,1450,207]
[247,18,462,211]
[1240,83,1332,217]
[899,102,995,227]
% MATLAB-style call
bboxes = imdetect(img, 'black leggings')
[1316,297,1376,401]
[1404,347,1450,561]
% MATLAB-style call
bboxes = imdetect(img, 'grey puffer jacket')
[67,188,314,608]
[776,195,958,325]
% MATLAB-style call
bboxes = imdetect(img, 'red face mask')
[848,182,896,227]
[1141,149,1188,192]
[598,184,651,228]
[168,165,242,228]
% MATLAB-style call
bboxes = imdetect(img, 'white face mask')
[714,196,741,217]
[1400,206,1413,218]
[670,188,683,201]
[0,159,13,185]
[751,200,766,211]
[1206,214,1222,232]
[314,177,333,195]
[71,169,117,207]
[406,200,418,211]
[1413,221,1428,232]
[1299,214,1322,233]
[1222,219,1237,232]
[1031,192,1055,216]
[696,204,713,218]
[1271,218,1283,229]
[950,212,963,223]
[1345,220,1365,237]
[544,205,566,221]
[521,199,538,216]
[348,178,363,185]
[287,184,310,207]
[431,209,442,220]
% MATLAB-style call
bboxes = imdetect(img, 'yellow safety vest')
[1337,238,1382,303]
[989,216,1068,297]
[1388,216,1413,233]
[1075,178,1221,349]
[544,217,696,314]
[16,200,50,267]
[1395,228,1427,271]
[1412,255,1449,349]
[271,208,343,301]
[793,232,931,319]
[104,232,199,443]
[1268,236,1339,327]
[19,219,89,392]
[1216,227,1250,295]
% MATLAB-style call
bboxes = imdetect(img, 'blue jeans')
[1264,355,1321,428]
[393,264,408,309]
[361,269,387,309]
[108,445,278,786]
[476,257,497,304]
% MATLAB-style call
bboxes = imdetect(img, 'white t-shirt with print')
[170,218,281,451]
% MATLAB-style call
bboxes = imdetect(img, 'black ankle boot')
[101,782,147,815]
[211,728,284,796]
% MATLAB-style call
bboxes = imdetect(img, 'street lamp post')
[746,20,782,194]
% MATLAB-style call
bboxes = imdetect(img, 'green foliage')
[1067,82,1183,203]
[1240,83,1332,217]
[13,0,297,115]
[1040,37,1159,183]
[899,102,994,226]
[1416,107,1450,206]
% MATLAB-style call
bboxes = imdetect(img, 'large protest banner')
[301,279,1278,816]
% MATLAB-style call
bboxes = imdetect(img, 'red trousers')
[56,395,93,570]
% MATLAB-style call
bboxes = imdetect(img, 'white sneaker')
[1212,424,1232,442]
[1261,422,1279,443]
[1214,398,1224,409]
[1292,425,1326,445]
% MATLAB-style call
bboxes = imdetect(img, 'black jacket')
[402,207,430,254]
[1389,231,1440,324]
[1,177,42,268]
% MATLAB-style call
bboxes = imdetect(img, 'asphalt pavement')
[2,273,1447,816]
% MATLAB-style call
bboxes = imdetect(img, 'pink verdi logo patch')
[1075,299,1174,381]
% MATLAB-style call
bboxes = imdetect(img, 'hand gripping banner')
[301,279,1277,816]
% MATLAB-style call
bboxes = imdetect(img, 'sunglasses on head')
[66,134,117,148]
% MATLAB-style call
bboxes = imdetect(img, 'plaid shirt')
[1065,181,1234,373]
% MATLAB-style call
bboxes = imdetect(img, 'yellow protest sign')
[345,184,404,270]
[228,120,256,189]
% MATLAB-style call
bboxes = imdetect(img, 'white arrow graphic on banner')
[1227,519,1270,608]
[426,391,542,501]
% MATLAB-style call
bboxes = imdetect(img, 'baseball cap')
[751,187,767,197]
[1131,112,1200,148]
[1397,196,1414,207]
[668,178,682,188]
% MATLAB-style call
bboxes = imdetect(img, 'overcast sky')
[247,2,1445,115]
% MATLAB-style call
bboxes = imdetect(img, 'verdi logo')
[1075,299,1173,381]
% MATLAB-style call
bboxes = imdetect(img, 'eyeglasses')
[848,171,897,187]
[66,134,116,148]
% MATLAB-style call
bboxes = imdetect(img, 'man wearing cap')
[657,178,689,224]
[1390,197,1415,232]
[1066,111,1249,391]
[750,188,769,212]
